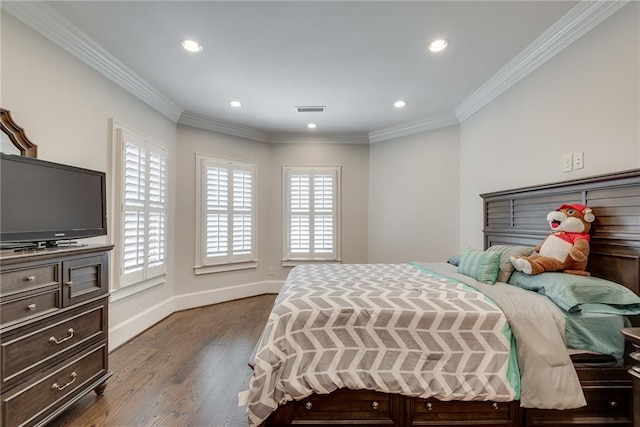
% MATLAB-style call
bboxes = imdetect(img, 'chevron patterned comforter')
[246,263,522,426]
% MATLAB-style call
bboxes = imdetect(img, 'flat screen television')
[1,153,107,249]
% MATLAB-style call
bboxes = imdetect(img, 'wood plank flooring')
[49,294,277,427]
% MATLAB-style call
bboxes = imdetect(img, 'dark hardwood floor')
[49,294,277,427]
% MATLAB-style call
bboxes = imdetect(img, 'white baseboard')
[108,280,283,351]
[109,297,175,351]
[173,280,282,311]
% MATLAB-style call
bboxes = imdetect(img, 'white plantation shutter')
[123,211,144,275]
[314,174,334,254]
[147,149,166,274]
[206,166,228,258]
[197,155,256,268]
[148,212,165,267]
[289,174,310,252]
[118,129,168,287]
[123,143,145,279]
[284,167,340,262]
[233,169,253,256]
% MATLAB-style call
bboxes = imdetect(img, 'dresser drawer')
[408,398,517,426]
[0,287,60,327]
[0,264,58,297]
[293,389,401,424]
[1,342,108,427]
[526,388,632,425]
[1,299,107,387]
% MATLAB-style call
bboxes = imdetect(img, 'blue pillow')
[447,254,461,266]
[508,271,640,313]
[457,248,501,285]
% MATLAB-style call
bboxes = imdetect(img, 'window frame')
[282,166,341,266]
[194,154,258,275]
[112,123,168,296]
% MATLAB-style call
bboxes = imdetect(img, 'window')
[195,155,257,274]
[283,166,341,264]
[115,127,168,289]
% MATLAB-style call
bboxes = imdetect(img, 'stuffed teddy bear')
[510,204,595,276]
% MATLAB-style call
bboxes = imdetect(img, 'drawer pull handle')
[27,304,37,311]
[26,275,36,282]
[66,280,74,286]
[609,401,618,408]
[51,372,77,391]
[371,401,379,410]
[492,402,499,410]
[425,402,433,411]
[49,328,74,345]
[305,402,312,410]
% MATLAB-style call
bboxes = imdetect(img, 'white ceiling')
[7,1,622,140]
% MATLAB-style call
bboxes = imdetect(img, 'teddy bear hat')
[557,203,595,223]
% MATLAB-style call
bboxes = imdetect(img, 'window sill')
[194,261,258,275]
[281,259,342,267]
[110,274,166,302]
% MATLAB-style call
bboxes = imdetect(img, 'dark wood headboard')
[481,169,640,295]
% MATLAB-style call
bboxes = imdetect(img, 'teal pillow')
[508,271,640,313]
[486,245,535,283]
[457,248,501,285]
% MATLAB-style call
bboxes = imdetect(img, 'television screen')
[0,153,107,247]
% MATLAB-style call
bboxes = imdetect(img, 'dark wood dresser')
[622,328,640,427]
[0,244,113,427]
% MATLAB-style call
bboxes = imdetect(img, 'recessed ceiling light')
[394,100,407,108]
[230,101,242,108]
[307,123,317,129]
[181,39,203,53]
[428,39,449,53]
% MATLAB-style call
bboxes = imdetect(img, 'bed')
[246,168,640,427]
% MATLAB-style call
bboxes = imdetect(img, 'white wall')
[173,125,274,308]
[459,2,640,250]
[173,128,370,305]
[368,125,460,263]
[268,141,370,267]
[1,12,178,350]
[368,3,639,259]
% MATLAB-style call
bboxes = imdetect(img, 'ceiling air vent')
[296,106,326,113]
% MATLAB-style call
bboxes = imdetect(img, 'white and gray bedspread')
[245,262,585,426]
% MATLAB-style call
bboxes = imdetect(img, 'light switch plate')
[573,152,584,170]
[562,154,573,172]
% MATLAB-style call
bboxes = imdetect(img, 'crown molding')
[454,0,630,123]
[178,111,270,143]
[268,132,370,144]
[368,112,459,144]
[1,1,183,122]
[179,112,369,144]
